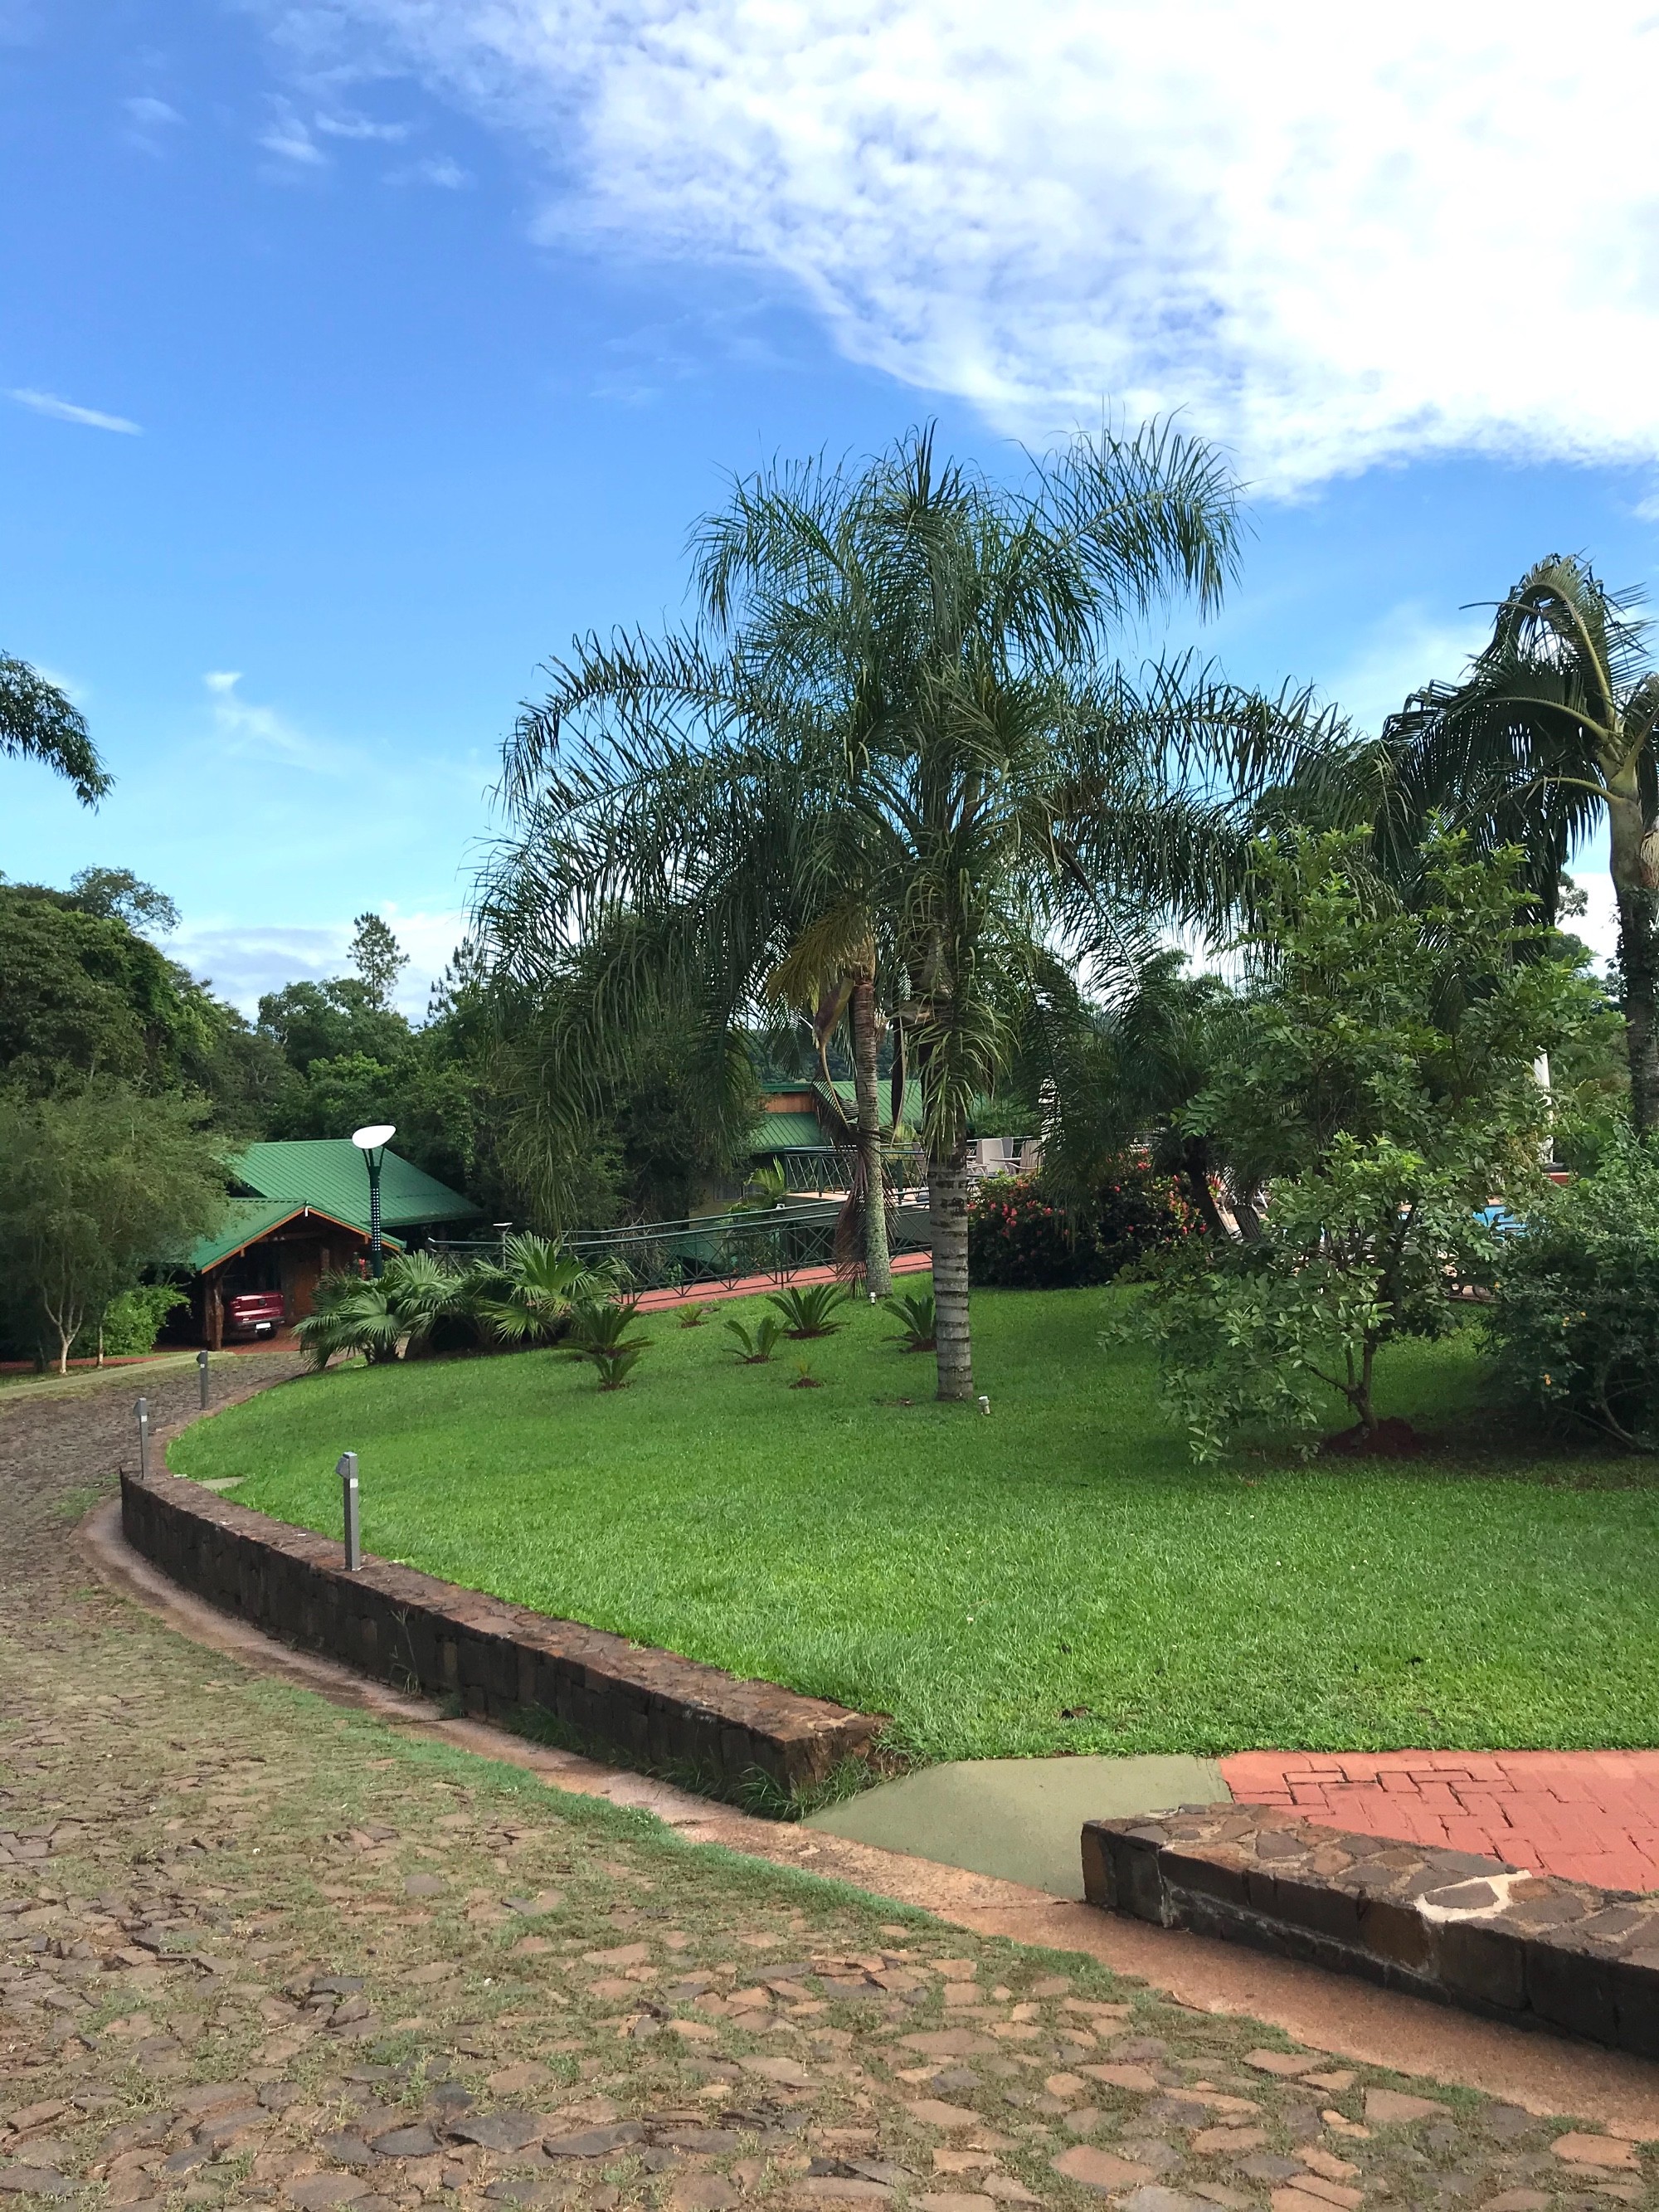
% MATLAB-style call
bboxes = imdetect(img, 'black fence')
[434,1194,932,1298]
[766,1145,930,1195]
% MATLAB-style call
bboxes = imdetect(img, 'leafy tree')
[1485,1132,1659,1451]
[1,653,109,804]
[68,866,179,933]
[1132,833,1598,1458]
[0,1084,226,1372]
[0,879,285,1125]
[1374,557,1659,1128]
[489,915,760,1230]
[256,976,412,1074]
[495,424,1327,1398]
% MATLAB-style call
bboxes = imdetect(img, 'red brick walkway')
[633,1250,930,1314]
[1219,1750,1659,1893]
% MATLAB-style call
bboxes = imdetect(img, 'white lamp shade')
[351,1123,397,1150]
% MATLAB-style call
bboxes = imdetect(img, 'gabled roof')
[186,1199,404,1274]
[227,1139,479,1227]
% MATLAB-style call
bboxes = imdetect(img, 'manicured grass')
[172,1286,1659,1764]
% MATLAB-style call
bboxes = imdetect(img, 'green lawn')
[171,1285,1659,1765]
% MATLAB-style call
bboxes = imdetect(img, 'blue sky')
[4,0,1656,1010]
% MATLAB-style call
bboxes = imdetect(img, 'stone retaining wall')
[1083,1804,1659,2057]
[120,1470,879,1806]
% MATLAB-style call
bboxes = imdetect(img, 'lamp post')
[351,1123,397,1279]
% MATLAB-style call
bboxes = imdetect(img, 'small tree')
[0,1084,226,1372]
[1131,832,1596,1458]
[349,912,408,1011]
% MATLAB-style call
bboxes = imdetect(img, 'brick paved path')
[632,1255,930,1316]
[1220,1752,1659,1893]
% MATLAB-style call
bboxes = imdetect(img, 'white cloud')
[386,153,472,188]
[124,94,182,132]
[1324,602,1492,738]
[202,670,347,777]
[164,907,469,1017]
[264,0,1659,491]
[7,387,141,434]
[258,95,327,166]
[1565,869,1620,967]
[316,108,411,140]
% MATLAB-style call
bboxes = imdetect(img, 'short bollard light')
[338,1451,362,1572]
[135,1396,151,1479]
[197,1348,210,1409]
[976,1394,990,1416]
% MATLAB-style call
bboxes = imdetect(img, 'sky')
[4,0,1657,1012]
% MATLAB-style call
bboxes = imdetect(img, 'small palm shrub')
[296,1271,404,1369]
[566,1298,650,1390]
[678,1303,710,1328]
[724,1313,783,1363]
[881,1285,937,1351]
[766,1281,853,1337]
[470,1234,620,1349]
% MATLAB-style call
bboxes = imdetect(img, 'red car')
[225,1291,285,1341]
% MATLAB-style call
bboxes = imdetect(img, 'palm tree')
[1,653,110,804]
[493,424,1325,1400]
[1376,557,1659,1127]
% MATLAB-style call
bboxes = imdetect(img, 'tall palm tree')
[1,653,109,803]
[492,424,1325,1400]
[1377,557,1659,1126]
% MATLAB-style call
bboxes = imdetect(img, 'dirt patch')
[1321,1415,1423,1459]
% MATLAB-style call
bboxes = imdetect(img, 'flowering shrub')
[967,1167,1192,1289]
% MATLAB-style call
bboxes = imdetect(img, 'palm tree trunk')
[1609,781,1659,1133]
[849,972,891,1295]
[1180,1138,1231,1238]
[929,1145,973,1401]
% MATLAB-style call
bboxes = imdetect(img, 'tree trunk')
[929,1146,974,1401]
[1230,1177,1267,1242]
[1180,1141,1231,1238]
[849,972,892,1296]
[1608,782,1659,1133]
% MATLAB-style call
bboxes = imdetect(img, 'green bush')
[79,1282,187,1357]
[967,1167,1192,1289]
[1486,1137,1659,1451]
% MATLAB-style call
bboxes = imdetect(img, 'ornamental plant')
[967,1166,1190,1289]
[1130,831,1598,1459]
[1485,1133,1659,1450]
[565,1298,649,1390]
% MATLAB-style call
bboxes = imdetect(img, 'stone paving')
[3,1365,1659,2212]
[1220,1757,1659,1897]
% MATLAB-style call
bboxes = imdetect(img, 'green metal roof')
[748,1109,827,1152]
[227,1139,480,1228]
[185,1198,405,1274]
[816,1078,925,1131]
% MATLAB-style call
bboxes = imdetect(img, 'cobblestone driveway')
[1,1363,1652,2212]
